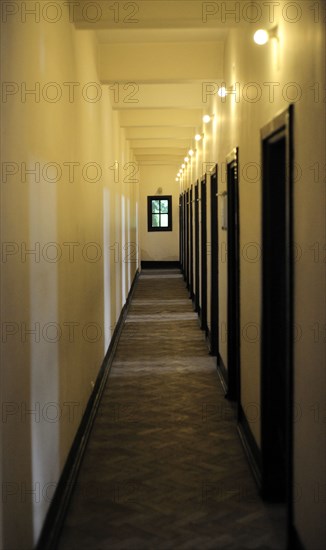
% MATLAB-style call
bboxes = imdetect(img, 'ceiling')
[73,0,235,169]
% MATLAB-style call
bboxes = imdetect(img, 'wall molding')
[237,404,262,492]
[35,269,139,550]
[141,260,180,269]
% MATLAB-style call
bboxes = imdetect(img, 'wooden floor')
[57,269,286,550]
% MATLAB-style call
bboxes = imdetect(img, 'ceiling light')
[184,157,189,163]
[203,114,211,123]
[195,134,202,141]
[188,149,194,156]
[218,87,227,98]
[182,163,186,169]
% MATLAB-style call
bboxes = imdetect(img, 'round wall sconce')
[254,26,278,45]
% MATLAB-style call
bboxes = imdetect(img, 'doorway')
[209,165,219,356]
[179,193,183,272]
[189,187,194,299]
[194,182,200,313]
[226,148,240,402]
[260,105,294,519]
[184,190,189,286]
[200,175,207,331]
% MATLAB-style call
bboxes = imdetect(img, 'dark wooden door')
[184,191,189,285]
[210,166,219,355]
[182,193,187,281]
[261,105,294,519]
[226,148,240,402]
[194,183,200,313]
[189,187,194,299]
[179,194,183,271]
[200,176,207,331]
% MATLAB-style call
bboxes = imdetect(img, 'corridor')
[57,269,285,550]
[1,1,325,549]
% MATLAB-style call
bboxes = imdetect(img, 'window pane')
[160,200,168,213]
[160,214,169,227]
[152,214,160,227]
[147,195,172,232]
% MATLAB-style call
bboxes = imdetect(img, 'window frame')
[147,195,172,232]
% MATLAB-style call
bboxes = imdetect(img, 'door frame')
[209,164,219,356]
[189,186,194,299]
[194,181,200,313]
[185,190,189,286]
[200,175,207,331]
[226,147,240,402]
[260,105,294,539]
[179,193,184,272]
[182,192,186,280]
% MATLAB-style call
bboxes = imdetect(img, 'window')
[147,195,172,232]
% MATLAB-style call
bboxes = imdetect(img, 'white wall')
[0,3,139,548]
[182,2,325,547]
[139,165,179,261]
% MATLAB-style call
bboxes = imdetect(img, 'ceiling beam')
[125,127,196,140]
[99,41,223,82]
[119,109,202,128]
[73,0,248,30]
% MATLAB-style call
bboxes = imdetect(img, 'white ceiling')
[95,28,228,43]
[73,0,231,168]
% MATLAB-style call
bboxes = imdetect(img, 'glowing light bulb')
[218,87,227,98]
[254,29,269,45]
[184,157,189,163]
[203,114,211,123]
[188,149,194,156]
[195,134,202,141]
[182,163,186,169]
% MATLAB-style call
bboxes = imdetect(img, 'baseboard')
[288,524,306,550]
[35,269,139,550]
[141,260,180,269]
[206,327,212,353]
[199,311,207,332]
[237,404,262,491]
[216,353,228,395]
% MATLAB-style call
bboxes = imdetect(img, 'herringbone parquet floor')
[57,269,286,550]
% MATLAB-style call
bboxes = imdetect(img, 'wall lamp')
[254,26,278,45]
[202,114,215,124]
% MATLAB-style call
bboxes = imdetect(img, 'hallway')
[1,2,325,549]
[57,269,285,550]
